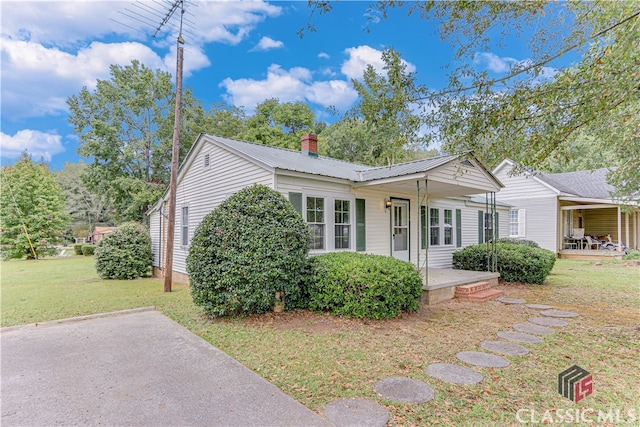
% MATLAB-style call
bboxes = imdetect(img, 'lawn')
[2,256,638,426]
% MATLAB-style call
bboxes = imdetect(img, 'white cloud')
[0,130,64,161]
[250,36,284,52]
[220,64,358,112]
[341,45,416,81]
[318,52,330,59]
[473,52,518,73]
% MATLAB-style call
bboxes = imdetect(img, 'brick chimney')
[301,133,318,158]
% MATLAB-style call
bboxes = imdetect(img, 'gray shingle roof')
[537,168,614,199]
[208,134,460,183]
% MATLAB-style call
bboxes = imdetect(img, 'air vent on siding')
[203,153,210,169]
[460,159,475,167]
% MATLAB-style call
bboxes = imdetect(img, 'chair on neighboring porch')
[585,235,601,250]
[569,228,586,249]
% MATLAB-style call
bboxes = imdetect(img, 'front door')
[391,200,409,261]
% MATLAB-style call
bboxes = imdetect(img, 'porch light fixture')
[384,199,393,211]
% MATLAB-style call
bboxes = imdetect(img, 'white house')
[148,133,509,288]
[493,159,639,258]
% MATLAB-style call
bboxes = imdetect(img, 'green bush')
[73,244,84,255]
[623,250,640,260]
[304,252,423,319]
[94,222,153,279]
[81,244,95,256]
[453,244,556,284]
[494,238,539,248]
[187,184,311,317]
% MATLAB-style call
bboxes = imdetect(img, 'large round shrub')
[94,222,153,279]
[453,243,556,284]
[187,184,311,317]
[304,252,423,319]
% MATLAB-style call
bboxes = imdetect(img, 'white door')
[391,200,409,261]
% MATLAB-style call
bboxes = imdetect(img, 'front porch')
[421,268,501,305]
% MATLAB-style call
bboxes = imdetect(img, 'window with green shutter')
[355,198,366,251]
[288,192,302,215]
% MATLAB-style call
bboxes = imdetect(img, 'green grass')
[2,257,639,426]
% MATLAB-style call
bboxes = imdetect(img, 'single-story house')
[88,226,115,245]
[148,133,510,298]
[493,159,639,259]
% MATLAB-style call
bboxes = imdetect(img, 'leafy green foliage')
[187,184,311,317]
[73,244,84,255]
[494,238,539,248]
[81,244,95,256]
[0,153,68,259]
[453,244,556,284]
[304,252,423,319]
[94,222,153,279]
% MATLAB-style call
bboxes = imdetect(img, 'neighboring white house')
[493,159,639,258]
[148,133,510,284]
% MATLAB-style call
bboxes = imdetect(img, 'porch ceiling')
[364,179,493,198]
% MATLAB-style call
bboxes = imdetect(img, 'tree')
[67,60,207,222]
[56,161,114,232]
[348,47,428,165]
[308,1,640,200]
[0,153,68,259]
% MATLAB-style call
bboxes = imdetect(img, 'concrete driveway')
[1,308,332,426]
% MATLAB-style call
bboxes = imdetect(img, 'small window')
[306,197,325,250]
[430,208,440,246]
[334,199,351,249]
[181,206,189,246]
[444,209,453,245]
[203,153,210,169]
[510,209,526,237]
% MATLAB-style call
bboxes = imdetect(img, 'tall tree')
[348,47,427,165]
[67,60,206,222]
[0,154,68,259]
[308,1,640,200]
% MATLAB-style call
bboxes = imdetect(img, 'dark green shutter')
[495,212,499,240]
[456,209,462,247]
[356,198,366,251]
[289,192,302,215]
[420,206,427,249]
[478,210,484,243]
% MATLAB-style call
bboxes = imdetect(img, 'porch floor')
[420,268,501,305]
[558,249,625,260]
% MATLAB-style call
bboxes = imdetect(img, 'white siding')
[169,141,273,274]
[149,210,161,267]
[494,162,560,251]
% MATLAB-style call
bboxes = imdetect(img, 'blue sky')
[1,1,552,171]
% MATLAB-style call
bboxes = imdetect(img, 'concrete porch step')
[455,281,492,295]
[457,288,504,301]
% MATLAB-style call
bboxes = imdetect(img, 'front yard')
[1,256,638,425]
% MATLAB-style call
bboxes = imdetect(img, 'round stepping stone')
[481,340,530,356]
[324,398,389,427]
[540,309,579,318]
[513,322,554,335]
[497,331,542,344]
[497,297,526,304]
[426,363,484,384]
[456,351,510,368]
[374,377,435,403]
[529,317,569,327]
[525,304,554,310]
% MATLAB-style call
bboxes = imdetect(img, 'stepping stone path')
[324,295,580,424]
[324,398,389,427]
[540,309,580,318]
[481,340,530,356]
[456,351,510,368]
[497,331,542,344]
[529,317,569,327]
[374,377,435,403]
[497,297,526,304]
[513,323,555,336]
[525,304,554,310]
[426,363,484,384]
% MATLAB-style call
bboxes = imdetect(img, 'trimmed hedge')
[94,222,153,279]
[453,243,555,284]
[494,238,539,248]
[187,184,311,317]
[81,244,95,256]
[304,252,423,319]
[74,244,84,255]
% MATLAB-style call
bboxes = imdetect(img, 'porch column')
[625,212,630,251]
[617,206,623,252]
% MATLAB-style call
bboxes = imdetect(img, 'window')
[509,209,526,237]
[181,206,189,246]
[430,208,440,246]
[306,197,325,250]
[444,209,453,245]
[203,153,210,169]
[334,199,351,249]
[484,212,495,243]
